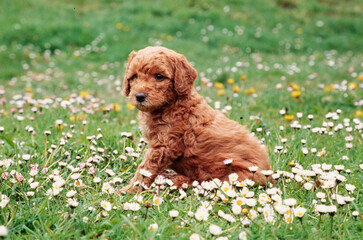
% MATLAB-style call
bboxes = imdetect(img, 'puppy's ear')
[122,50,137,96]
[173,55,197,96]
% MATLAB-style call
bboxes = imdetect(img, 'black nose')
[135,92,146,103]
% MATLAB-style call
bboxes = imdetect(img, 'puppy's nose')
[135,92,146,103]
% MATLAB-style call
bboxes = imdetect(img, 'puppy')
[120,46,272,192]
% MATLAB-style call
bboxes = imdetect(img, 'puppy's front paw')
[118,185,138,194]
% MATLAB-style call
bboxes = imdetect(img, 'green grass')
[0,0,362,239]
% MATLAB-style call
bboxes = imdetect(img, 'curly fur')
[121,46,273,192]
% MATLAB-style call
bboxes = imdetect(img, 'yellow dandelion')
[116,23,123,30]
[227,78,234,85]
[290,83,300,91]
[217,89,225,96]
[355,110,363,117]
[127,102,135,110]
[214,82,224,89]
[76,114,86,122]
[324,84,334,93]
[79,91,90,98]
[296,28,303,34]
[348,82,358,90]
[110,103,121,111]
[124,26,130,32]
[288,161,296,167]
[232,85,240,93]
[240,75,246,81]
[26,87,32,93]
[69,116,75,123]
[284,114,294,121]
[242,208,249,215]
[357,75,363,81]
[291,90,301,98]
[244,88,256,95]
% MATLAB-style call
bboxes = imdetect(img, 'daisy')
[209,224,222,236]
[232,204,242,214]
[195,208,209,221]
[293,207,307,218]
[149,223,158,232]
[169,210,179,218]
[228,173,239,184]
[0,225,8,237]
[345,184,356,193]
[239,231,247,240]
[100,200,112,211]
[0,195,10,208]
[129,202,141,211]
[140,169,152,178]
[190,233,201,240]
[248,209,258,220]
[248,166,258,173]
[223,158,233,166]
[303,182,313,190]
[153,196,164,206]
[283,198,297,207]
[102,182,115,194]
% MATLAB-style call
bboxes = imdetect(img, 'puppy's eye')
[130,74,137,80]
[155,74,165,81]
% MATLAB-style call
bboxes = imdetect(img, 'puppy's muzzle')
[135,92,147,103]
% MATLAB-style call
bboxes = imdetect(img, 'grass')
[0,0,362,239]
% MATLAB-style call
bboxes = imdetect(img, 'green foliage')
[0,0,362,239]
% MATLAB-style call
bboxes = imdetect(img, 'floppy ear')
[122,50,137,96]
[173,55,198,96]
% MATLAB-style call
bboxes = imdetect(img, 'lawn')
[0,0,362,239]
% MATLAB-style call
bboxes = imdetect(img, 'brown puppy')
[121,46,272,192]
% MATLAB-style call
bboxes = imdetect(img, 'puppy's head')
[123,46,197,112]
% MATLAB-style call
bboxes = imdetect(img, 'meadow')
[0,0,362,239]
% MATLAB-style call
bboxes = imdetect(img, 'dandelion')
[284,114,294,121]
[209,224,222,236]
[233,85,240,93]
[291,91,301,98]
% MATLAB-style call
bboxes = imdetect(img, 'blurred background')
[0,0,362,102]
